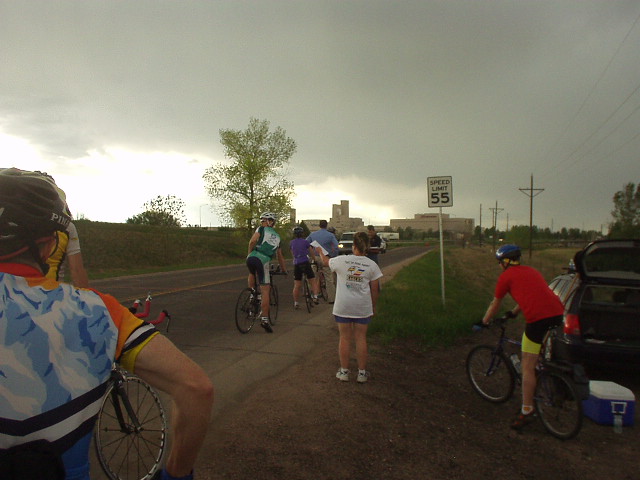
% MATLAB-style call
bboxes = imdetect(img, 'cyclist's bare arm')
[315,247,330,267]
[276,247,288,274]
[247,231,260,255]
[483,297,518,324]
[133,334,214,478]
[482,297,502,325]
[306,245,318,265]
[67,251,89,288]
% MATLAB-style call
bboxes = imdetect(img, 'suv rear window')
[580,241,640,280]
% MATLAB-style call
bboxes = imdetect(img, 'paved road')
[90,246,429,414]
[90,245,431,479]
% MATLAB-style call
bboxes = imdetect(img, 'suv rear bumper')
[558,334,640,367]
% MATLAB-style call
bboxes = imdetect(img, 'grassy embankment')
[75,220,578,348]
[371,246,575,348]
[75,221,249,279]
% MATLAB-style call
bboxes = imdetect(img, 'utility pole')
[519,174,544,259]
[479,203,483,246]
[489,200,503,252]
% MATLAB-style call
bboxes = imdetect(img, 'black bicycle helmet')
[0,168,70,239]
[293,226,304,237]
[495,244,521,262]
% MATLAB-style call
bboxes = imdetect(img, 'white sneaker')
[294,302,300,309]
[336,368,350,382]
[357,370,369,383]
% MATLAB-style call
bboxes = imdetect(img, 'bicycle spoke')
[466,345,515,403]
[535,371,582,439]
[95,374,167,480]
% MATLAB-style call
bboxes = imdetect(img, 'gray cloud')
[2,0,639,230]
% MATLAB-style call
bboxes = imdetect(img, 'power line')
[537,9,640,178]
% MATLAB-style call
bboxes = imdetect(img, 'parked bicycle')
[299,269,318,313]
[235,264,286,334]
[311,260,329,302]
[94,295,171,479]
[466,314,587,439]
[94,365,168,480]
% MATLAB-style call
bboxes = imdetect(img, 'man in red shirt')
[482,244,564,431]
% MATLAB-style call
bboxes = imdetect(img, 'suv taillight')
[563,313,581,335]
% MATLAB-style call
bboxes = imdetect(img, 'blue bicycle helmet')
[495,244,521,262]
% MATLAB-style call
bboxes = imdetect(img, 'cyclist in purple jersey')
[290,226,319,308]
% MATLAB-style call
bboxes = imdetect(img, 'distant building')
[330,200,364,232]
[300,200,474,236]
[390,213,474,235]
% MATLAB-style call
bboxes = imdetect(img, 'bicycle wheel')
[303,277,312,313]
[235,288,257,333]
[535,371,583,440]
[269,283,279,325]
[466,345,516,403]
[318,270,328,301]
[94,373,167,480]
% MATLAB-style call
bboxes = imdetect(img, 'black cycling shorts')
[293,262,315,281]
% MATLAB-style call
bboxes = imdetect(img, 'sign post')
[427,176,453,306]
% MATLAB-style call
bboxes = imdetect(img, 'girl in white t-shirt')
[316,232,382,383]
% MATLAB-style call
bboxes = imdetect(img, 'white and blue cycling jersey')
[0,264,157,479]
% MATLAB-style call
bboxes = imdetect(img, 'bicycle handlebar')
[269,265,288,275]
[472,313,512,332]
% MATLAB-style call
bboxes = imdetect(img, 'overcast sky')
[2,1,639,232]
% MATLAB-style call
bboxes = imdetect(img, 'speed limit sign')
[427,176,453,207]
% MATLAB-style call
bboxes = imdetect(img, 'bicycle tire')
[318,270,328,301]
[269,283,279,325]
[466,345,516,403]
[303,277,312,313]
[235,288,257,333]
[94,373,167,480]
[535,370,583,440]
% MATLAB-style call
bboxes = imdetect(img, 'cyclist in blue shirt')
[306,220,339,301]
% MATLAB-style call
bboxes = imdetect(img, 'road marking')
[120,276,247,303]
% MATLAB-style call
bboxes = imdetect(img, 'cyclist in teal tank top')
[246,212,288,332]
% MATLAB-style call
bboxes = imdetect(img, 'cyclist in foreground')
[246,212,288,332]
[0,168,213,480]
[481,244,564,431]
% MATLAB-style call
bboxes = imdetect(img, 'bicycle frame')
[467,315,584,439]
[108,369,144,434]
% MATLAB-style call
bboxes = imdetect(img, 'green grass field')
[371,246,575,348]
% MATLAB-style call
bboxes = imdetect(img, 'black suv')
[549,239,640,367]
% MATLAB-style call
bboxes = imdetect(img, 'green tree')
[127,195,186,227]
[203,118,296,231]
[609,182,640,238]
